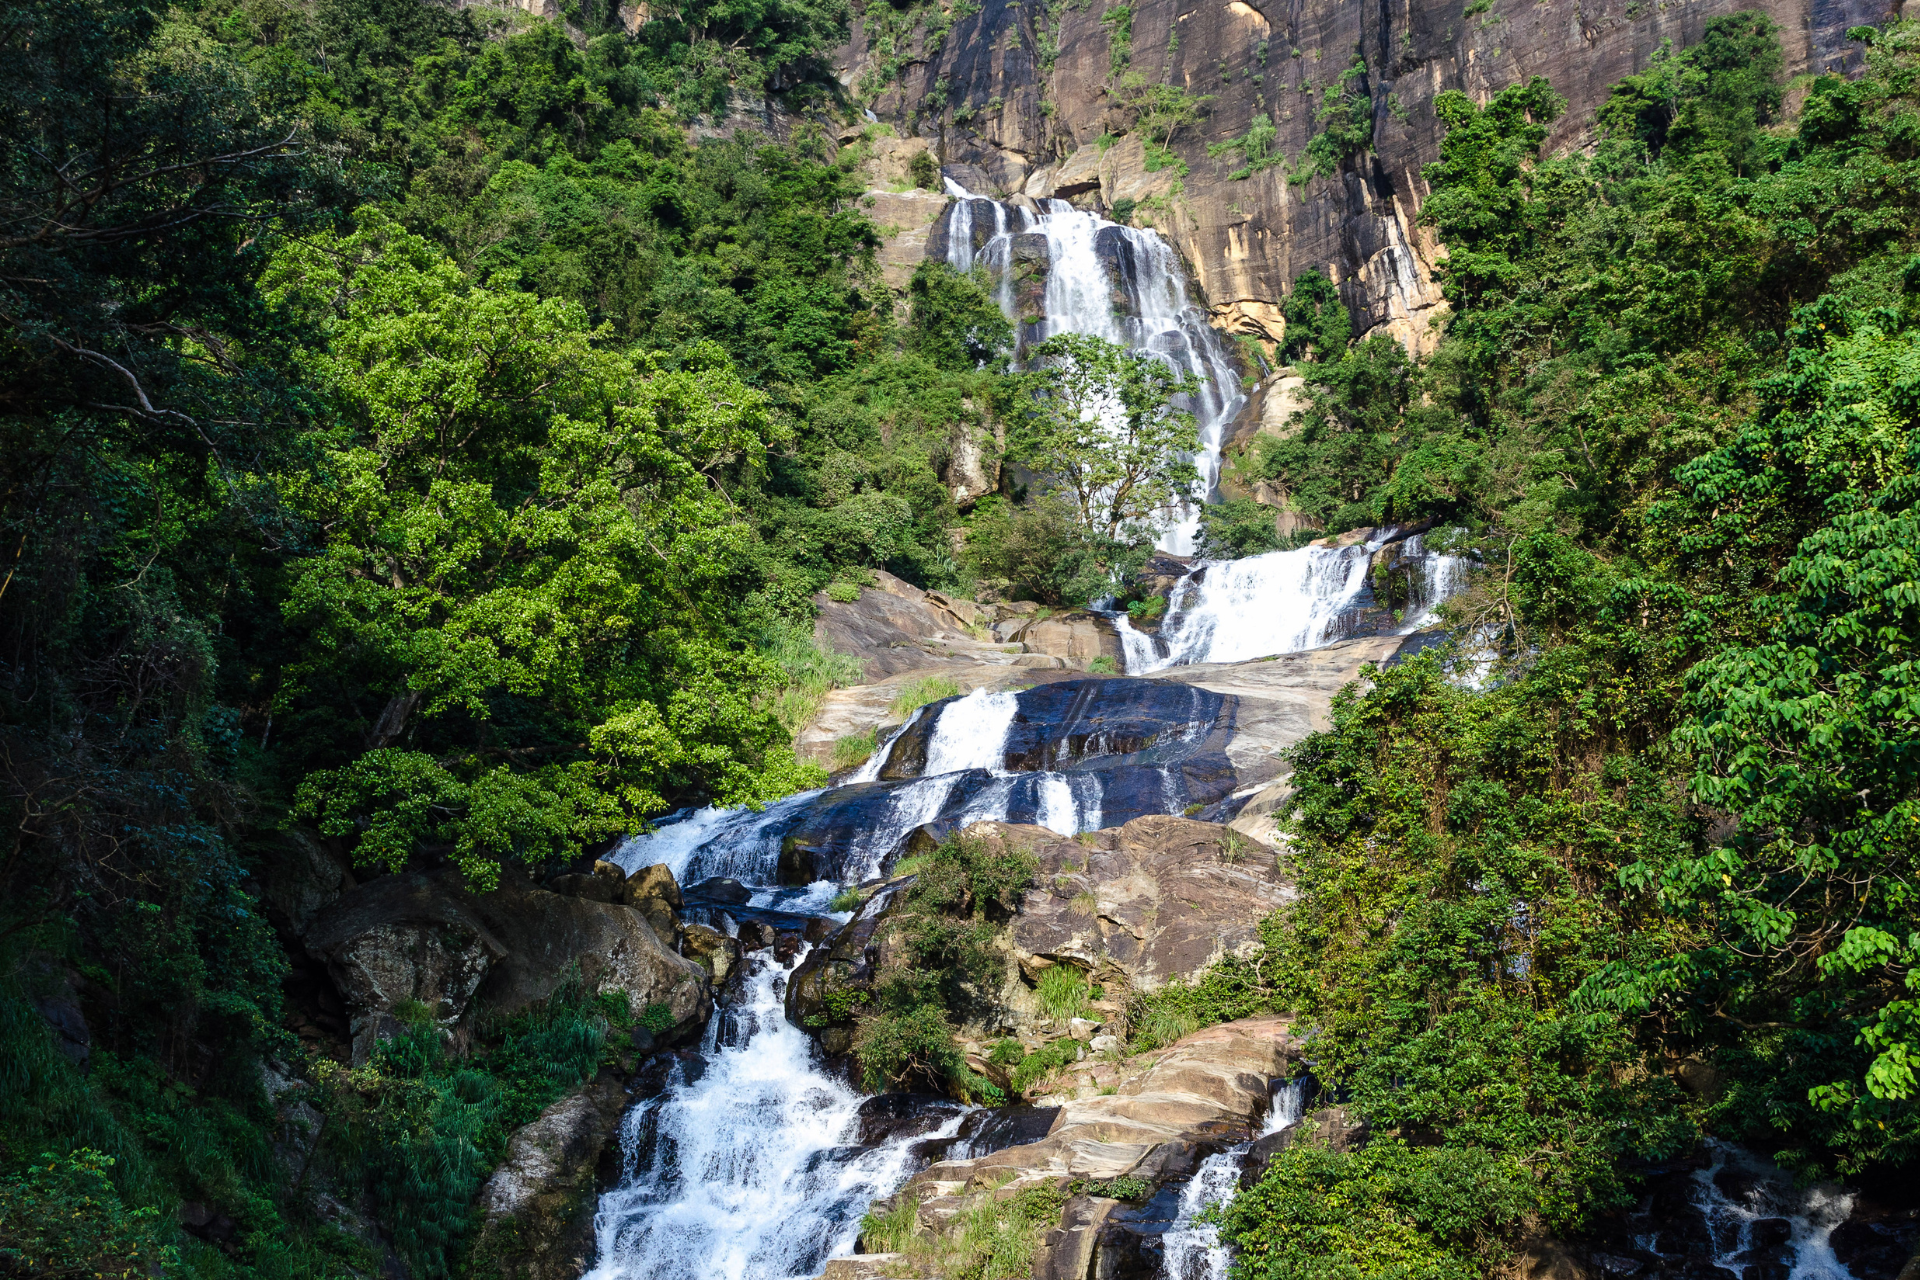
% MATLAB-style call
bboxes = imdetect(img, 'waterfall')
[922,688,1019,774]
[584,947,969,1280]
[942,181,1245,556]
[618,682,1228,884]
[1654,1141,1858,1280]
[1159,1080,1308,1280]
[1118,534,1473,672]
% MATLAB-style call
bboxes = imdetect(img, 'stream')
[582,189,1477,1280]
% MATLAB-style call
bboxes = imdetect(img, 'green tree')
[265,213,820,888]
[906,261,1014,372]
[1279,268,1352,364]
[1012,333,1201,545]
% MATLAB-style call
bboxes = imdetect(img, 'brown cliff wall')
[836,0,1892,349]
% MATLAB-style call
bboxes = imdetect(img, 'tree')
[1012,333,1201,545]
[1279,268,1352,364]
[905,261,1013,372]
[265,213,821,888]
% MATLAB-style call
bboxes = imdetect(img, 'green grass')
[1035,965,1091,1020]
[1087,654,1118,673]
[829,884,865,912]
[832,727,877,770]
[760,623,865,740]
[889,674,963,719]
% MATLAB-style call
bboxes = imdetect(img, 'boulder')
[303,878,507,1063]
[1020,611,1123,667]
[890,1016,1294,1277]
[303,867,711,1063]
[548,873,617,904]
[996,817,1290,1000]
[679,923,738,984]
[686,876,751,906]
[468,1070,631,1280]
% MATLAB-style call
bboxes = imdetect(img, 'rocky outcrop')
[838,0,1881,353]
[303,866,711,1063]
[468,1069,632,1280]
[787,818,1286,1046]
[862,1017,1293,1274]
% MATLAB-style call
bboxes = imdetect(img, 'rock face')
[864,1017,1293,1273]
[303,867,711,1063]
[1002,816,1290,995]
[839,0,1880,351]
[786,818,1286,1039]
[469,1070,632,1280]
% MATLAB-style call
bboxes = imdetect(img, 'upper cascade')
[1120,532,1472,672]
[939,181,1244,556]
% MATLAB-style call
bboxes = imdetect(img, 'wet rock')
[469,1070,631,1280]
[680,923,739,984]
[624,862,683,910]
[853,1093,970,1145]
[773,930,805,964]
[688,876,751,906]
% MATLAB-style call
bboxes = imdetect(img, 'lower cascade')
[585,947,968,1280]
[1160,1080,1308,1280]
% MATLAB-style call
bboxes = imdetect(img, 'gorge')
[3,0,1918,1279]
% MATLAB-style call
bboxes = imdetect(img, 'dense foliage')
[1160,13,1920,1278]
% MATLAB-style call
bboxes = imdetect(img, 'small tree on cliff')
[1012,333,1202,546]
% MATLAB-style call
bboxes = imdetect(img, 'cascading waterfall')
[616,685,1221,885]
[585,947,969,1280]
[1658,1141,1858,1280]
[942,181,1245,556]
[1118,533,1473,673]
[1160,1080,1308,1280]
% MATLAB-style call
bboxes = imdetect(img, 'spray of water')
[1159,1079,1309,1280]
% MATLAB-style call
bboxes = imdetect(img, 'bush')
[832,728,878,770]
[0,1150,176,1279]
[853,834,1037,1094]
[1086,655,1118,673]
[1035,965,1091,1020]
[1213,1138,1534,1280]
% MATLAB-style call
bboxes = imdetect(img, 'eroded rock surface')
[303,867,711,1063]
[840,0,1878,352]
[470,1070,632,1280]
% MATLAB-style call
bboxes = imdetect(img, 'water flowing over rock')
[843,0,1879,355]
[1119,531,1471,672]
[935,184,1245,555]
[1156,1080,1308,1280]
[615,680,1252,890]
[581,947,969,1280]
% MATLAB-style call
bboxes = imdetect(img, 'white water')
[585,947,969,1280]
[922,688,1019,774]
[1160,1080,1308,1280]
[1118,533,1473,673]
[1665,1141,1857,1280]
[943,181,1245,556]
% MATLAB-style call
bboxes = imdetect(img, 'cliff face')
[836,0,1890,350]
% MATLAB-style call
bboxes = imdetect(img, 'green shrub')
[1007,1036,1082,1093]
[825,580,862,603]
[0,1150,176,1279]
[832,728,878,770]
[638,1003,676,1035]
[1086,654,1118,673]
[853,834,1037,1094]
[1212,1138,1533,1279]
[909,149,939,189]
